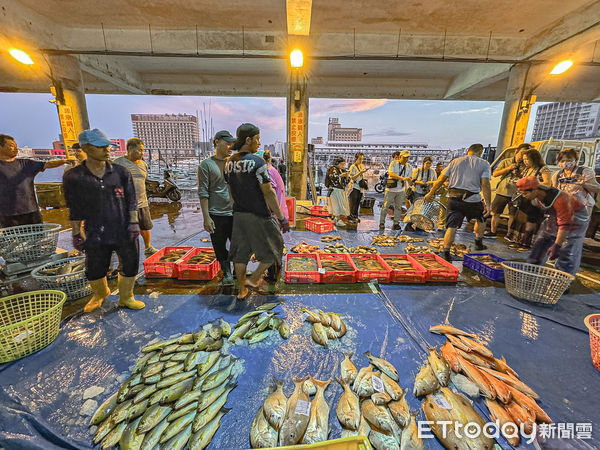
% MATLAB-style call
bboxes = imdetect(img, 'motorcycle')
[374,171,388,193]
[146,169,182,202]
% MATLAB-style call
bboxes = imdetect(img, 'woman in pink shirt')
[264,151,289,220]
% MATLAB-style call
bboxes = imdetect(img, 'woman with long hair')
[325,157,351,227]
[348,152,367,222]
[411,156,436,200]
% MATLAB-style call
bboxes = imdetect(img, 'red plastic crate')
[177,248,219,281]
[310,205,330,217]
[305,217,335,233]
[409,253,459,282]
[285,254,321,283]
[143,246,193,278]
[350,254,391,283]
[318,253,357,284]
[381,254,427,283]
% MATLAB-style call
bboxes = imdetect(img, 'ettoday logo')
[417,420,538,444]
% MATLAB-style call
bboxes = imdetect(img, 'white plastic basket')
[0,223,61,263]
[501,261,574,305]
[408,198,445,231]
[31,257,91,301]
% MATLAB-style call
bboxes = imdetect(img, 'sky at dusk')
[0,92,541,150]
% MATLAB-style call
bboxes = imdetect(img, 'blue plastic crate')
[463,253,505,282]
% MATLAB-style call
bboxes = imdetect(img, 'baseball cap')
[213,130,236,143]
[516,176,540,191]
[400,150,411,157]
[232,123,260,150]
[78,129,114,147]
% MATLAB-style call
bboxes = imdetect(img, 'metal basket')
[31,256,91,301]
[408,198,445,231]
[0,223,61,263]
[584,314,600,372]
[501,262,574,305]
[0,290,66,363]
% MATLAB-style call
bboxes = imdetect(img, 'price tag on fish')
[371,375,385,393]
[295,400,311,416]
[433,395,452,410]
[318,268,326,274]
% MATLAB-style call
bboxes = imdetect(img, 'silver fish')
[149,377,194,405]
[365,351,399,381]
[132,351,158,374]
[413,364,440,397]
[133,384,157,404]
[162,362,185,378]
[197,381,236,413]
[142,361,164,379]
[279,320,291,339]
[196,351,221,378]
[257,301,281,311]
[229,320,254,342]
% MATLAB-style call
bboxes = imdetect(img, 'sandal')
[236,287,251,300]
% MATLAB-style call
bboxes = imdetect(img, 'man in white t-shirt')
[114,138,157,256]
[425,143,491,261]
[379,150,413,230]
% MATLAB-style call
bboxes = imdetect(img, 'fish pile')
[302,308,347,347]
[371,235,397,247]
[337,352,424,450]
[404,243,432,254]
[351,256,385,271]
[396,235,424,243]
[321,235,341,243]
[38,258,86,276]
[90,318,242,450]
[321,243,378,254]
[290,242,321,254]
[319,257,354,272]
[381,256,415,272]
[471,255,503,269]
[158,249,188,263]
[287,256,319,272]
[428,239,471,258]
[250,375,332,447]
[230,303,290,344]
[186,250,216,265]
[410,254,449,271]
[429,324,552,446]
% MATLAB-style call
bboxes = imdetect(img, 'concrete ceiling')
[1,0,599,101]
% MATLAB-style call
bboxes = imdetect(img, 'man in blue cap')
[63,129,144,313]
[198,130,237,285]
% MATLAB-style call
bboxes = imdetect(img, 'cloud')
[363,127,412,137]
[310,99,388,117]
[441,107,498,115]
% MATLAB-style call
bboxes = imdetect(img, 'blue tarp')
[1,286,599,449]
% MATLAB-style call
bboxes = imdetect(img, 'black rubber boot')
[219,260,234,286]
[443,250,452,262]
[475,238,487,251]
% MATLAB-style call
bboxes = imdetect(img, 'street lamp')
[549,59,574,75]
[9,48,34,65]
[290,49,304,68]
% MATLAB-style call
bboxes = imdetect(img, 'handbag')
[358,179,368,189]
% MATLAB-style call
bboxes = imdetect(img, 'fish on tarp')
[192,386,234,432]
[100,421,127,449]
[201,358,237,391]
[161,423,192,450]
[413,364,439,397]
[505,384,552,423]
[257,301,281,311]
[440,341,461,372]
[137,404,172,434]
[364,351,399,381]
[370,429,400,450]
[301,308,321,323]
[340,352,357,385]
[388,395,410,428]
[311,323,329,347]
[302,377,331,444]
[168,400,198,422]
[119,415,145,450]
[371,392,392,405]
[478,366,539,399]
[335,377,360,431]
[279,376,311,446]
[148,377,194,405]
[400,414,424,450]
[362,399,395,435]
[278,320,291,339]
[458,335,493,359]
[457,355,496,399]
[381,373,404,401]
[139,416,169,450]
[329,313,343,331]
[354,365,376,398]
[196,351,221,378]
[188,408,228,450]
[159,410,196,444]
[429,324,477,338]
[427,347,450,386]
[90,392,118,426]
[352,364,373,392]
[263,377,287,431]
[197,381,237,413]
[484,399,520,447]
[250,406,278,448]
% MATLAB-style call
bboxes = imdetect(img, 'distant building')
[274,141,285,157]
[52,140,64,150]
[532,102,600,141]
[311,137,324,145]
[131,113,199,160]
[328,118,362,142]
[110,139,127,158]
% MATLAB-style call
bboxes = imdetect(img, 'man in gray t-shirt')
[426,143,491,261]
[114,138,157,256]
[198,130,236,285]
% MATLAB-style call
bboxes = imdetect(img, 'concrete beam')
[444,63,511,99]
[78,55,146,94]
[523,2,600,60]
[286,0,312,36]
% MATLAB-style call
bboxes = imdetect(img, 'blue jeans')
[527,218,589,275]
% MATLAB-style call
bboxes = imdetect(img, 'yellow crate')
[265,436,372,450]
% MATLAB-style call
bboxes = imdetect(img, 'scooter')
[146,169,182,202]
[374,171,388,193]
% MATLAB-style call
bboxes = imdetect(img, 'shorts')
[446,197,485,229]
[491,194,517,216]
[229,212,283,265]
[138,206,153,231]
[0,211,43,228]
[85,239,139,280]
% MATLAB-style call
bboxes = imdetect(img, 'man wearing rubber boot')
[198,130,237,285]
[63,129,144,312]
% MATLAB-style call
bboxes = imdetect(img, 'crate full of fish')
[350,254,391,283]
[31,256,91,301]
[463,253,505,282]
[381,254,427,284]
[284,254,320,283]
[143,246,193,278]
[317,253,357,284]
[304,217,335,233]
[310,205,330,217]
[410,253,459,282]
[177,247,219,281]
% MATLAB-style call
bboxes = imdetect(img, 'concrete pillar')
[286,69,309,200]
[496,63,531,152]
[47,55,90,155]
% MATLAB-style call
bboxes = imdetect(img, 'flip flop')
[236,287,251,301]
